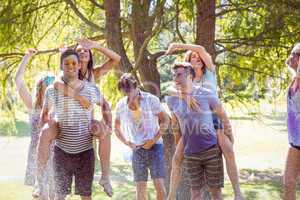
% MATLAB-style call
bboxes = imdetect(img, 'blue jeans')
[132,143,165,182]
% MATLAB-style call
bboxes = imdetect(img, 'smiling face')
[61,55,80,79]
[172,67,190,90]
[75,44,90,64]
[286,43,300,72]
[187,51,205,79]
[286,52,300,71]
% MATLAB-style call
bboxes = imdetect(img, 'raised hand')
[165,43,180,55]
[77,38,97,50]
[58,43,68,52]
[25,48,37,57]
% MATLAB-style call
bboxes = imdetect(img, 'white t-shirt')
[115,91,163,145]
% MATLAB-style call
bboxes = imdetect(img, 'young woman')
[37,39,120,197]
[283,43,300,200]
[165,43,244,200]
[15,48,56,200]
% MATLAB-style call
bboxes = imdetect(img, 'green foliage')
[1,0,300,113]
[100,71,123,109]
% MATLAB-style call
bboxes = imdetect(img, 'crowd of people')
[15,39,300,200]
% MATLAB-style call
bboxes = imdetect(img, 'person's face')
[189,52,204,68]
[62,55,80,78]
[189,52,204,78]
[286,51,300,70]
[122,85,138,103]
[75,44,90,64]
[172,67,190,89]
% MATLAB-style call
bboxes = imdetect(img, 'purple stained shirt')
[166,87,220,155]
[287,88,300,147]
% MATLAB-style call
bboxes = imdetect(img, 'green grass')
[1,179,298,200]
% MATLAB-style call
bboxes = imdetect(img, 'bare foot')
[234,192,245,200]
[99,178,113,197]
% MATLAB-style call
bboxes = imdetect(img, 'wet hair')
[33,74,55,110]
[60,49,80,70]
[74,44,94,81]
[117,73,138,92]
[172,62,196,79]
[184,50,206,74]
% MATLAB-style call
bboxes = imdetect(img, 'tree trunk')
[104,0,132,73]
[195,0,216,59]
[194,1,216,199]
[131,0,161,96]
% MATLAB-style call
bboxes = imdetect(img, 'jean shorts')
[132,143,165,182]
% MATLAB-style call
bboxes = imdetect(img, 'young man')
[166,62,233,200]
[114,73,170,200]
[284,43,300,200]
[41,49,112,200]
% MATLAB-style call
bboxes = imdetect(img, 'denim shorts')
[132,143,165,182]
[212,113,223,130]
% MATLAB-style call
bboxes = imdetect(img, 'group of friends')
[15,38,300,200]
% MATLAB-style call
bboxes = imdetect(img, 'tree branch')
[0,35,106,58]
[0,1,63,24]
[64,0,102,31]
[218,62,285,80]
[35,11,65,46]
[151,49,186,61]
[175,0,186,43]
[132,0,166,73]
[88,0,104,9]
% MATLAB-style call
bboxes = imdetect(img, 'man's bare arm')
[171,113,182,145]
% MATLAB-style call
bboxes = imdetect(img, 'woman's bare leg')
[34,120,58,198]
[98,134,113,197]
[167,138,184,200]
[283,147,300,200]
[217,129,244,200]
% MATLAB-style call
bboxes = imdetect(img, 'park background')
[1,0,300,199]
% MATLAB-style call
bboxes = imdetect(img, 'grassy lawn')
[1,101,300,199]
[1,177,298,200]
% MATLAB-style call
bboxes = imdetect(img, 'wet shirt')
[287,87,300,147]
[194,69,217,95]
[166,87,220,155]
[115,91,163,146]
[44,81,102,154]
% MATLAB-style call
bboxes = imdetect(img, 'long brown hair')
[74,44,94,81]
[184,50,206,74]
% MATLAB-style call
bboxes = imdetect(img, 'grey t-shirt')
[166,87,220,155]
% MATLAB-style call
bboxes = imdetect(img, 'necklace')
[61,77,75,89]
[62,77,84,92]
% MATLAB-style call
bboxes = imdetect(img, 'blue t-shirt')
[194,69,217,95]
[166,87,220,155]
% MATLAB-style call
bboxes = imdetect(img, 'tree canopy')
[1,0,300,112]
